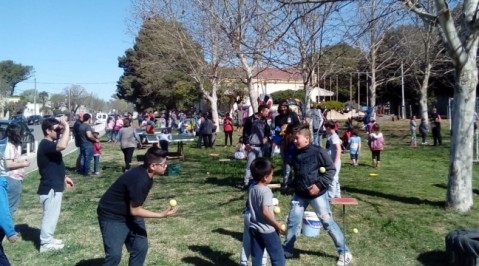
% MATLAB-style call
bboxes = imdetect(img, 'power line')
[22,81,116,85]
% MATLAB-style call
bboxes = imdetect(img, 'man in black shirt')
[242,104,271,189]
[97,147,178,266]
[37,118,74,252]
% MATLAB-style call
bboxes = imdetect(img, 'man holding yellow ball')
[97,147,178,266]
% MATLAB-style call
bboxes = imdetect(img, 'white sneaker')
[51,238,63,245]
[40,242,64,253]
[337,252,353,265]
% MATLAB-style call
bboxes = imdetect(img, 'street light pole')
[401,62,406,119]
[33,77,37,115]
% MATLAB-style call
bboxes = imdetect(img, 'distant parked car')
[43,114,53,119]
[0,120,35,154]
[27,115,44,125]
[10,114,27,123]
[55,114,69,122]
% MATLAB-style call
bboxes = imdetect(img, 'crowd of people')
[0,104,448,265]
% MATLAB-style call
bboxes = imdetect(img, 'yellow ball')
[319,167,326,173]
[281,224,286,231]
[353,228,358,234]
[169,199,177,207]
[273,206,281,214]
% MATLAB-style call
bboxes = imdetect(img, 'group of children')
[238,119,387,265]
[240,123,354,266]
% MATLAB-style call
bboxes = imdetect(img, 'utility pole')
[401,62,406,119]
[33,78,37,115]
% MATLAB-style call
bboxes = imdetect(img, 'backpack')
[446,229,479,266]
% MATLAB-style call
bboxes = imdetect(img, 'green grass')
[5,119,479,265]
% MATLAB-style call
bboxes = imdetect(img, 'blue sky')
[0,1,135,100]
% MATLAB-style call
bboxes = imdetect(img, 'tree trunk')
[419,63,432,122]
[447,61,477,212]
[247,77,259,113]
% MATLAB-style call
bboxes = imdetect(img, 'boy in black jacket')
[283,123,353,265]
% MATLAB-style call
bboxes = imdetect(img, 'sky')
[0,1,135,101]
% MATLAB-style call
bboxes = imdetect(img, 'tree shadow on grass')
[182,245,236,266]
[342,186,445,207]
[75,258,104,266]
[205,177,240,189]
[212,228,243,242]
[417,250,447,266]
[15,223,40,250]
[434,183,479,196]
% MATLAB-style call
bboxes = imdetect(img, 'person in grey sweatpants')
[37,118,74,253]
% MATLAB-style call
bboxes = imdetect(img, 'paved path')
[24,122,106,175]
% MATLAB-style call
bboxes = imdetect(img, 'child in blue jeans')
[283,123,353,265]
[93,132,102,175]
[240,178,267,266]
[248,157,285,266]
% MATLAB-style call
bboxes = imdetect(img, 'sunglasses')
[53,126,65,134]
[153,162,168,168]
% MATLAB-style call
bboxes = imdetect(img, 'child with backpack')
[368,123,385,168]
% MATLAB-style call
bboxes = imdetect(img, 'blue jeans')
[313,129,322,147]
[244,146,263,186]
[6,177,22,215]
[106,129,113,142]
[328,160,341,198]
[98,217,148,266]
[240,210,267,266]
[283,192,349,255]
[250,228,285,266]
[93,155,100,173]
[80,144,94,175]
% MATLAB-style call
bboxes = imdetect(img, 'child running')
[283,123,353,265]
[93,132,102,175]
[248,157,285,266]
[368,123,385,168]
[348,129,361,166]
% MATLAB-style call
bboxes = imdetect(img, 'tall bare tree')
[402,0,479,212]
[130,0,232,128]
[277,2,339,114]
[197,0,295,112]
[64,85,88,115]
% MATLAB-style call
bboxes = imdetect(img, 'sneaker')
[40,242,64,253]
[93,172,100,175]
[337,252,353,265]
[51,238,63,245]
[284,251,294,259]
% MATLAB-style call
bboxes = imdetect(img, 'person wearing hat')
[273,101,300,192]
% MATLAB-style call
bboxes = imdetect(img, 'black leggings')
[122,147,135,170]
[224,131,233,146]
[371,150,381,161]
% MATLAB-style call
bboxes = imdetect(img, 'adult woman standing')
[105,116,115,142]
[113,115,123,143]
[4,124,31,216]
[223,113,234,147]
[118,118,139,172]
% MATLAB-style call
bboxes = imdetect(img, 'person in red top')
[223,113,234,146]
[93,132,102,175]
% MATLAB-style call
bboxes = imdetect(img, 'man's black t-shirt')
[73,120,82,147]
[78,122,93,147]
[37,139,66,195]
[97,166,153,221]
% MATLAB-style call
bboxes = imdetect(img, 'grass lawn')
[4,119,479,266]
